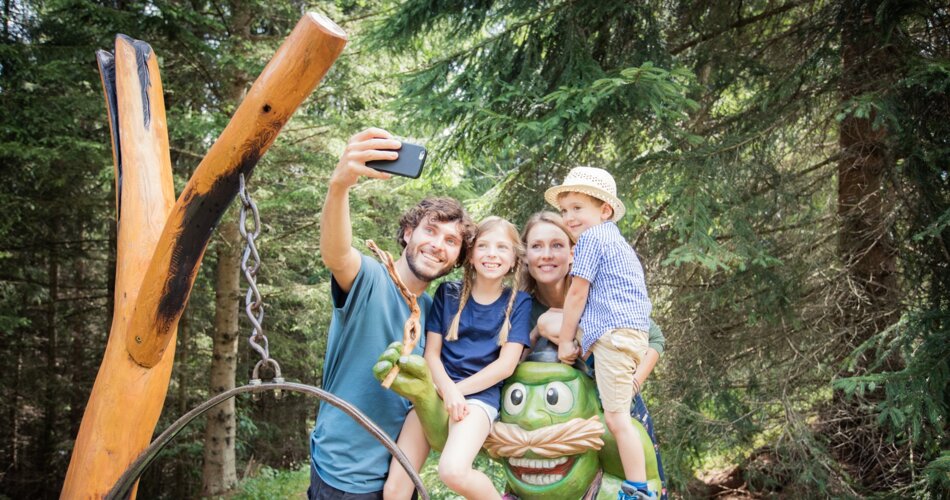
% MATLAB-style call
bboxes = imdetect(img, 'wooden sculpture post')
[62,13,347,498]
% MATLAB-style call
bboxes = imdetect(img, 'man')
[309,128,476,499]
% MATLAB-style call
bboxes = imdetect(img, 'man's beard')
[406,246,454,283]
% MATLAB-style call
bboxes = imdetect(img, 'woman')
[521,211,668,500]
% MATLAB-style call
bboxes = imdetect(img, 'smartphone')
[367,142,427,179]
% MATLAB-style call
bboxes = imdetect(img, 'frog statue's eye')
[543,381,574,414]
[503,382,528,415]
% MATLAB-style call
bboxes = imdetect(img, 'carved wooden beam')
[62,34,177,499]
[63,13,347,497]
[124,13,346,368]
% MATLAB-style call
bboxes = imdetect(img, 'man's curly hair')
[397,197,477,266]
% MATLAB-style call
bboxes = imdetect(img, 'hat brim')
[544,184,626,222]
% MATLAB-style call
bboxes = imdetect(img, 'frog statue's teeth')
[519,473,562,486]
[507,456,576,486]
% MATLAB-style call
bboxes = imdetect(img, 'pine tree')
[372,0,950,494]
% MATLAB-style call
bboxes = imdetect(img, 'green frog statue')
[373,342,662,499]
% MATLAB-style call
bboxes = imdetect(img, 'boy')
[545,166,655,500]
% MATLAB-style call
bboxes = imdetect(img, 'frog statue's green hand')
[372,341,450,450]
[373,342,661,500]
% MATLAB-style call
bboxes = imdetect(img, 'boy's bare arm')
[557,277,590,363]
[320,128,399,292]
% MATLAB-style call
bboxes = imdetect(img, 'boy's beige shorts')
[579,327,650,413]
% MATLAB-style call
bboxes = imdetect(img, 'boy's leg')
[604,410,648,482]
[384,410,430,500]
[438,402,500,500]
[590,330,651,485]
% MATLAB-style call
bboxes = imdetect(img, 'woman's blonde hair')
[446,216,525,345]
[519,211,576,301]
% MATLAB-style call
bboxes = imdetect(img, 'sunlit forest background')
[1,0,948,498]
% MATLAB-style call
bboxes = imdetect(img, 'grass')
[231,464,310,499]
[227,452,507,499]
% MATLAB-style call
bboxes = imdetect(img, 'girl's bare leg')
[384,410,430,500]
[438,404,500,499]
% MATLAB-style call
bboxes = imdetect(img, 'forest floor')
[227,462,775,499]
[690,466,759,498]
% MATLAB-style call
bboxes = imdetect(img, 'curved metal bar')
[106,382,428,500]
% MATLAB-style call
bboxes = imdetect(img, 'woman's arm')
[633,348,659,390]
[529,326,540,346]
[648,319,665,355]
[455,342,525,396]
[424,332,468,422]
[634,320,665,390]
[536,308,565,343]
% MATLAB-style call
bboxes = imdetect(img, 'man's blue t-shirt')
[427,281,532,409]
[309,254,431,494]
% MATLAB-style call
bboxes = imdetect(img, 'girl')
[385,217,533,500]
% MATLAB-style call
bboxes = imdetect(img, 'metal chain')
[238,173,282,385]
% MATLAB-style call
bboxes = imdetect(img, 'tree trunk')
[2,0,9,42]
[10,325,23,471]
[69,239,87,438]
[837,0,899,355]
[40,232,59,472]
[201,216,243,495]
[201,5,252,492]
[173,303,191,498]
[178,307,191,416]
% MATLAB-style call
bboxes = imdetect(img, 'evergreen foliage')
[0,0,946,497]
[372,0,950,495]
[1,1,122,494]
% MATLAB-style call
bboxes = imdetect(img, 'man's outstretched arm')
[320,128,401,292]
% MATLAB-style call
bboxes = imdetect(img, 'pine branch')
[405,1,574,75]
[670,0,813,55]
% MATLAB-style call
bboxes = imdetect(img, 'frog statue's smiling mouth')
[484,416,605,487]
[507,456,576,486]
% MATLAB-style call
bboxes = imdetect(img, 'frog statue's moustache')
[485,416,604,458]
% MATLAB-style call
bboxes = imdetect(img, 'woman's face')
[525,222,573,287]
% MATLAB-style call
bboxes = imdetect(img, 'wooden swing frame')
[60,13,427,499]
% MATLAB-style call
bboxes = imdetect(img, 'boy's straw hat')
[544,167,626,221]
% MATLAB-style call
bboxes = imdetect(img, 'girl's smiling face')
[471,226,517,281]
[525,221,573,286]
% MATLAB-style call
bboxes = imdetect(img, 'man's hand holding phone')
[330,127,400,189]
[367,142,426,179]
[330,127,427,189]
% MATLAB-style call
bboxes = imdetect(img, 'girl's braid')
[446,267,474,341]
[497,253,524,345]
